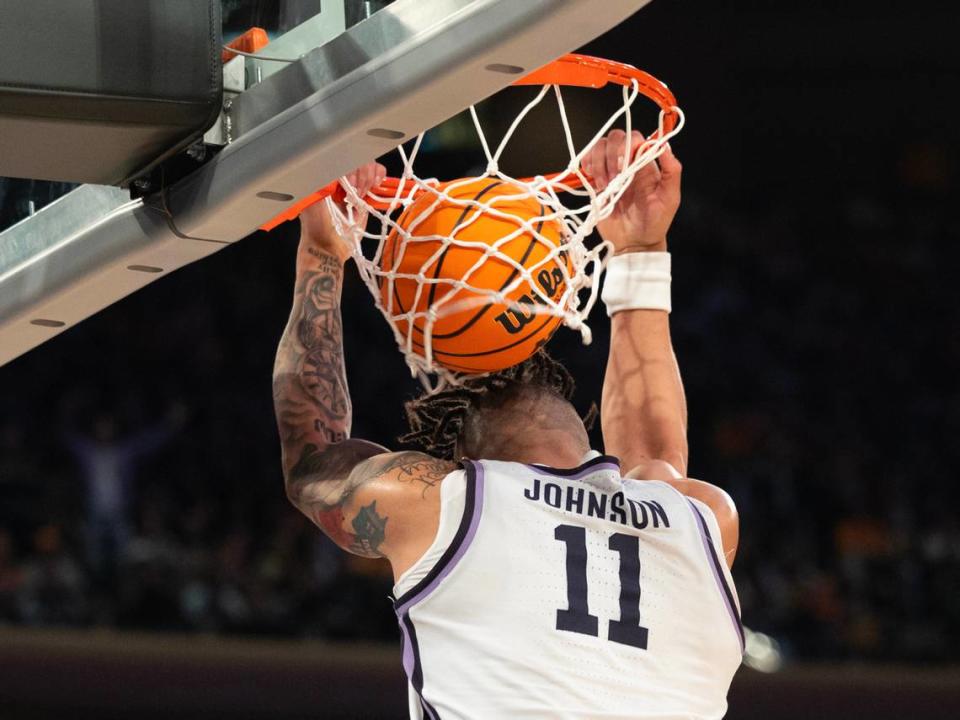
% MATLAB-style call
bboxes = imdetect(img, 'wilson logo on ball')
[494,264,568,335]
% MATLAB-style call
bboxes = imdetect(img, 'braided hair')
[400,350,595,460]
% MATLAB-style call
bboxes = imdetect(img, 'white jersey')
[392,454,743,719]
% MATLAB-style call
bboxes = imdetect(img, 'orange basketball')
[379,177,571,374]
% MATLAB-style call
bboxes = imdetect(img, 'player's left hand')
[299,161,387,263]
[581,130,681,254]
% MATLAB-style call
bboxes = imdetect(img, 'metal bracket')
[204,55,246,147]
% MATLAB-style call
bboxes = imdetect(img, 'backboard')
[0,0,656,367]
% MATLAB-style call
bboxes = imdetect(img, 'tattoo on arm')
[274,247,455,557]
[287,448,454,557]
[377,454,453,498]
[296,254,348,433]
[352,501,388,556]
[274,251,350,469]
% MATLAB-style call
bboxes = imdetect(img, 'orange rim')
[261,54,679,229]
[515,53,678,134]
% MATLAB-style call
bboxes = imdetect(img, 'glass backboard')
[0,0,656,367]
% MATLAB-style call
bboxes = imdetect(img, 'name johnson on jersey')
[523,476,671,530]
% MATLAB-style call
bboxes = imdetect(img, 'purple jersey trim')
[399,613,441,720]
[394,461,485,613]
[394,462,486,718]
[526,454,622,480]
[687,499,745,651]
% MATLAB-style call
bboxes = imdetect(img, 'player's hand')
[582,130,681,254]
[299,161,387,263]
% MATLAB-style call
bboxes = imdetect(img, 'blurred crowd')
[671,184,960,662]
[0,401,398,641]
[0,157,958,663]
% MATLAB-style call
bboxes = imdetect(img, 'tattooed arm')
[273,163,455,564]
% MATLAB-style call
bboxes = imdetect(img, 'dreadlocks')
[400,350,596,460]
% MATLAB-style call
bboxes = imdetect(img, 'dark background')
[1,0,959,715]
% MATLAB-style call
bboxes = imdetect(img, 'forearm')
[272,239,357,478]
[602,308,688,475]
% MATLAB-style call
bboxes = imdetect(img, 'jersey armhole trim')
[398,613,441,720]
[394,462,485,720]
[394,460,485,612]
[687,499,745,652]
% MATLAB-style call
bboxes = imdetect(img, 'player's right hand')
[300,161,387,263]
[581,130,681,254]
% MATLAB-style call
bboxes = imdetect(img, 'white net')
[327,73,684,391]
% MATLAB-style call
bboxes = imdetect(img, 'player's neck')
[490,433,589,469]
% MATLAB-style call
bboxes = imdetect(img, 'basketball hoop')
[272,54,685,389]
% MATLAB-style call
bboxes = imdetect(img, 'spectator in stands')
[64,410,182,577]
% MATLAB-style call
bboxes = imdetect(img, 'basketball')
[379,177,571,374]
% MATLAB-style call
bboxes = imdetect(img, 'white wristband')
[601,251,672,316]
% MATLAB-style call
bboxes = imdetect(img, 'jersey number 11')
[554,524,650,649]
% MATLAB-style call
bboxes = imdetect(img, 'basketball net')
[326,57,685,391]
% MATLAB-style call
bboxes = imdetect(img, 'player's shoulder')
[625,459,739,567]
[357,451,457,479]
[335,451,461,563]
[623,458,684,483]
[348,451,459,501]
[624,460,737,528]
